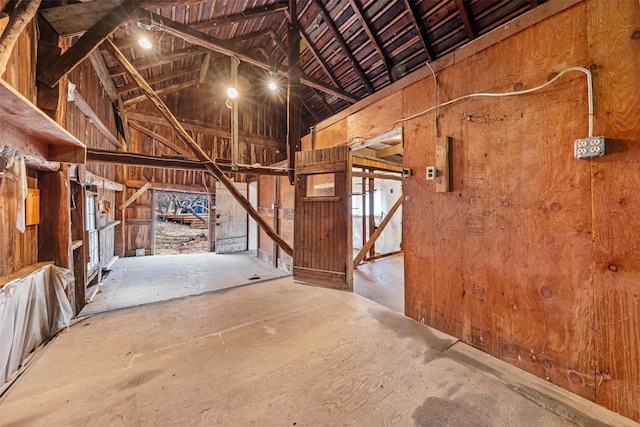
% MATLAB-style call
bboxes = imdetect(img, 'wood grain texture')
[588,0,640,420]
[294,147,350,290]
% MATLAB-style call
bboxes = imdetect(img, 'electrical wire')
[424,60,439,139]
[398,66,594,137]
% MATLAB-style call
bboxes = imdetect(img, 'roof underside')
[99,0,546,133]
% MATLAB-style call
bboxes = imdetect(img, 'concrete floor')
[81,251,289,315]
[0,277,634,426]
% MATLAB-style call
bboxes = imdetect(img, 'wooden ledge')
[0,79,86,164]
[0,261,55,289]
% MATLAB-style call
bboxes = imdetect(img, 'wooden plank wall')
[66,59,119,183]
[257,170,294,273]
[0,11,38,277]
[289,1,640,421]
[123,186,154,257]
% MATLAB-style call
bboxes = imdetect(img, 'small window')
[306,173,335,197]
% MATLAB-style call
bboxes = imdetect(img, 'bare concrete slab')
[81,251,289,315]
[1,278,635,426]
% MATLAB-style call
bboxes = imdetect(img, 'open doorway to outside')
[155,191,212,255]
[350,128,404,313]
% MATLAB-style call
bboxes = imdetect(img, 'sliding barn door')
[294,146,352,290]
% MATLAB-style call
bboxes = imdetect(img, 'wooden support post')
[353,195,402,268]
[435,136,451,193]
[368,171,375,260]
[104,39,293,257]
[273,176,280,267]
[361,173,366,249]
[230,57,239,167]
[287,0,301,184]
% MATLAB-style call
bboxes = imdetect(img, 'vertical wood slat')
[294,146,349,289]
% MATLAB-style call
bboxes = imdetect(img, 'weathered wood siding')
[292,1,640,421]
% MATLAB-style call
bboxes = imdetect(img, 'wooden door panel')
[294,146,351,290]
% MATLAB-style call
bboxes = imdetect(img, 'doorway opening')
[155,191,212,255]
[350,128,405,313]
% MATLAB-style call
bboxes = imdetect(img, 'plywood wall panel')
[314,119,348,149]
[346,92,403,141]
[588,0,640,420]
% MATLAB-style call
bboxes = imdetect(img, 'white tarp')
[0,264,74,383]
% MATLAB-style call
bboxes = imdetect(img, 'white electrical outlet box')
[574,136,605,159]
[426,166,437,180]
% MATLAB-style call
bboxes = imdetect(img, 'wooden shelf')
[0,79,86,164]
[71,240,83,251]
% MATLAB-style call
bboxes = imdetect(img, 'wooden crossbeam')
[119,182,151,210]
[347,0,394,82]
[353,195,403,267]
[351,171,402,182]
[312,0,373,94]
[198,53,211,84]
[127,121,193,158]
[145,10,358,103]
[69,83,121,148]
[104,38,293,257]
[375,144,403,158]
[402,0,436,61]
[38,1,140,87]
[87,148,290,176]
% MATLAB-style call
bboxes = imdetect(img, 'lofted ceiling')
[44,0,548,135]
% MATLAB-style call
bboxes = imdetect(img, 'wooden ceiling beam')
[189,2,288,32]
[38,1,140,87]
[198,52,211,84]
[145,10,359,103]
[347,0,394,82]
[103,38,294,257]
[402,0,436,61]
[116,64,200,94]
[108,46,204,77]
[455,0,476,41]
[311,0,373,94]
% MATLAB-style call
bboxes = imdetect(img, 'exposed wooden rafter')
[38,1,140,87]
[103,38,293,256]
[455,0,476,41]
[88,51,119,101]
[0,0,41,76]
[311,0,373,94]
[298,26,341,89]
[347,0,394,82]
[145,10,359,103]
[402,0,436,61]
[127,121,193,158]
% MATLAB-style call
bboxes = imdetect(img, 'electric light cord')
[398,66,594,138]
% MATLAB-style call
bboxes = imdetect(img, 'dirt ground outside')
[155,219,209,255]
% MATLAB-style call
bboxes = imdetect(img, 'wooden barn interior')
[0,0,639,425]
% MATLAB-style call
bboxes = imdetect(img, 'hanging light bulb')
[268,81,278,91]
[227,87,239,99]
[138,37,153,49]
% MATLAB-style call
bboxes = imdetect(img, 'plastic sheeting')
[0,264,74,383]
[0,145,28,232]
